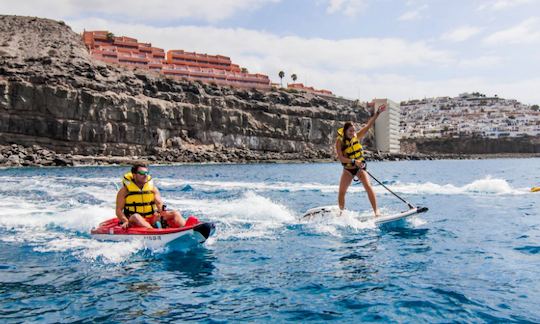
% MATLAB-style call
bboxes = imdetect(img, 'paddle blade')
[416,206,429,213]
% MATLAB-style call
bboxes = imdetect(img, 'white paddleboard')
[302,205,428,224]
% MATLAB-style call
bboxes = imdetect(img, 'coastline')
[1,144,538,168]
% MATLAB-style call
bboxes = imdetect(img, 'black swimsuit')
[345,167,361,176]
[344,162,366,177]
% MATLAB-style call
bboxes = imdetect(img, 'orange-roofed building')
[287,83,334,97]
[82,30,270,90]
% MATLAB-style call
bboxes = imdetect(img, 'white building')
[373,98,400,153]
[400,92,540,139]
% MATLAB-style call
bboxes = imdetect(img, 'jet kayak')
[90,216,215,250]
[532,187,540,192]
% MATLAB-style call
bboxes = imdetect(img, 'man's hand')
[121,221,129,229]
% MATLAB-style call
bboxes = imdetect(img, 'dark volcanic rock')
[0,15,373,167]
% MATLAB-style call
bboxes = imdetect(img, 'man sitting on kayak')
[115,163,186,229]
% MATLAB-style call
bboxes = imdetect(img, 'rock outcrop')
[0,15,370,166]
[401,137,540,154]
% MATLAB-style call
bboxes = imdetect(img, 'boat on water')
[91,216,215,250]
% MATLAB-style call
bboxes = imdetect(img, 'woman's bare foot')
[374,209,381,217]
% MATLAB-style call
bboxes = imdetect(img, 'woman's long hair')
[342,121,354,140]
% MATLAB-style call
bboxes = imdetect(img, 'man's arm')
[153,186,164,213]
[357,105,386,139]
[115,187,129,223]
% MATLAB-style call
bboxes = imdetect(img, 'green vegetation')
[278,71,285,87]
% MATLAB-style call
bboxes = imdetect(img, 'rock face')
[0,15,369,163]
[401,137,540,154]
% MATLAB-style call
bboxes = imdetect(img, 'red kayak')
[91,216,215,250]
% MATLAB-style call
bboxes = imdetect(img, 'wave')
[160,176,528,196]
[166,191,296,241]
[389,177,526,196]
[0,173,524,263]
[0,190,297,262]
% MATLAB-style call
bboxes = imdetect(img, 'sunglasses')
[136,170,149,175]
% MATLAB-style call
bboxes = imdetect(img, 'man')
[116,163,186,229]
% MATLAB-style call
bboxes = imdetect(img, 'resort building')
[372,99,401,153]
[287,83,334,97]
[82,31,271,90]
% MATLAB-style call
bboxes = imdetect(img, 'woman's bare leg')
[338,169,354,210]
[358,170,380,216]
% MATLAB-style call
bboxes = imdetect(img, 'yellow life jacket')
[337,127,364,168]
[122,172,157,217]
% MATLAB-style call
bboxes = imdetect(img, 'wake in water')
[159,176,528,196]
[167,191,296,241]
[0,186,299,263]
[0,172,525,263]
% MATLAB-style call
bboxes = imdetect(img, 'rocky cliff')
[0,15,370,166]
[401,136,540,154]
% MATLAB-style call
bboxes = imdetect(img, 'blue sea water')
[0,158,539,323]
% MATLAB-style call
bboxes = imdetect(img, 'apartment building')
[287,83,334,97]
[372,99,400,153]
[82,31,271,90]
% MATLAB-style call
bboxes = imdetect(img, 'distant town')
[400,92,540,139]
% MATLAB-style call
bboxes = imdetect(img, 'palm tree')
[241,67,249,73]
[106,32,115,41]
[291,74,297,83]
[278,71,285,87]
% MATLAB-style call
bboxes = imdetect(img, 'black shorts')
[344,162,366,177]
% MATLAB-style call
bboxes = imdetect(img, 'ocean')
[1,158,539,322]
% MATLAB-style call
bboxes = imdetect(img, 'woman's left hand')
[377,105,386,115]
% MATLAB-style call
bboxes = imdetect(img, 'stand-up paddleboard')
[302,205,428,225]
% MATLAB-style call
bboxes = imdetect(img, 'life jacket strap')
[125,201,156,207]
[124,209,155,217]
[125,191,153,196]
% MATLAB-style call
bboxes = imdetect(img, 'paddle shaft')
[365,170,415,209]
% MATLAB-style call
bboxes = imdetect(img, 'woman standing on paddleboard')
[336,105,386,216]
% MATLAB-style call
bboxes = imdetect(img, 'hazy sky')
[2,0,540,103]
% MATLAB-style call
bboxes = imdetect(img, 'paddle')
[365,170,428,213]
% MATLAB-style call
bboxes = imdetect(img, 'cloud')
[66,17,540,103]
[477,0,536,11]
[441,26,482,42]
[288,69,540,104]
[457,56,503,68]
[483,18,540,45]
[69,17,451,72]
[326,0,368,16]
[398,4,428,21]
[0,0,279,22]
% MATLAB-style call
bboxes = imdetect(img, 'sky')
[2,0,540,104]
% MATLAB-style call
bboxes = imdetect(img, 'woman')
[336,105,386,216]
